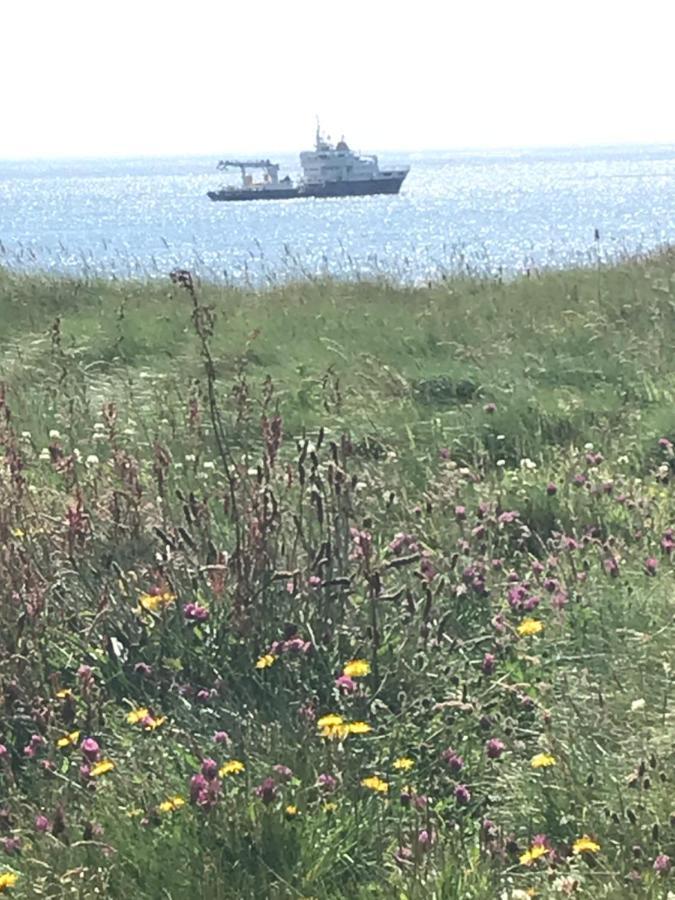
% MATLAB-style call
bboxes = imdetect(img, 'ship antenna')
[315,116,321,150]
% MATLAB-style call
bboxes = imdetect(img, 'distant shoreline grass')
[0,251,674,897]
[3,247,675,463]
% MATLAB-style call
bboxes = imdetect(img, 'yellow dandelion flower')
[144,715,166,731]
[55,689,72,700]
[127,707,149,724]
[255,654,276,669]
[285,804,299,816]
[10,528,25,539]
[317,714,352,740]
[90,759,115,777]
[518,618,544,637]
[323,802,338,813]
[530,752,556,768]
[572,835,600,855]
[361,775,389,794]
[320,723,350,740]
[158,796,185,814]
[219,759,245,777]
[346,721,372,735]
[343,659,370,678]
[0,872,18,892]
[138,591,176,613]
[56,730,80,749]
[520,844,549,866]
[126,808,144,818]
[317,714,344,729]
[393,756,415,771]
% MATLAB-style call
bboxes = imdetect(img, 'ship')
[207,125,410,202]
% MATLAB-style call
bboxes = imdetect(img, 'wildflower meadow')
[0,253,674,897]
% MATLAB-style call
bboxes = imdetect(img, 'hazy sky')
[3,0,675,159]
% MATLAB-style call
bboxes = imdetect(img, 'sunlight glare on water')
[1,145,675,284]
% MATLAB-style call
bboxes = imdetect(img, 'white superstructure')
[299,124,409,186]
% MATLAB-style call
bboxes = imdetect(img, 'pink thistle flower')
[482,652,496,675]
[35,814,50,833]
[417,828,435,850]
[318,773,337,793]
[420,555,437,582]
[1,836,21,856]
[442,749,464,772]
[78,664,94,685]
[80,738,100,762]
[213,730,230,745]
[552,589,569,610]
[24,734,45,758]
[335,674,357,693]
[644,557,659,576]
[486,738,506,759]
[653,853,671,873]
[492,613,506,633]
[603,557,620,578]
[190,773,208,804]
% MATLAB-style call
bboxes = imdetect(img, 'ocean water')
[1,145,675,284]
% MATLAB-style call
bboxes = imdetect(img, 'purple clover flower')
[201,758,219,780]
[255,777,278,805]
[454,784,471,805]
[184,602,209,623]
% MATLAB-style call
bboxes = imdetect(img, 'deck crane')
[216,159,280,185]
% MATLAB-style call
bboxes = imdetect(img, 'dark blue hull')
[207,174,407,202]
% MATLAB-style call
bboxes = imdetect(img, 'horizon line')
[2,139,675,165]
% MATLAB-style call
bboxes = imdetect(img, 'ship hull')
[207,187,300,202]
[207,174,407,202]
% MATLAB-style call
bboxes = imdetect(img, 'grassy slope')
[0,255,674,898]
[3,252,675,455]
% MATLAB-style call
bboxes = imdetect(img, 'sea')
[1,145,675,285]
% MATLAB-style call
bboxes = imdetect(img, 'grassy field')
[0,252,674,898]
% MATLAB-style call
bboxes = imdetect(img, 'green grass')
[0,253,674,897]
